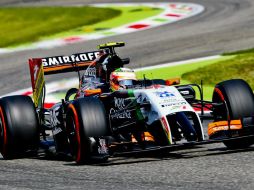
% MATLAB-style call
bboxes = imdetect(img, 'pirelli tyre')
[212,79,254,149]
[66,97,110,164]
[0,95,40,159]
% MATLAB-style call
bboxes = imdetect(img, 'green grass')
[223,47,254,55]
[135,56,234,100]
[48,6,163,38]
[136,48,254,100]
[0,6,120,47]
[182,50,254,90]
[136,57,233,80]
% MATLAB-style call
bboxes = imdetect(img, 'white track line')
[134,55,220,71]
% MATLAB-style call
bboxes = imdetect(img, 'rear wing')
[41,51,100,75]
[28,51,101,108]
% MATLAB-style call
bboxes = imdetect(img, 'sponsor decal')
[110,97,131,119]
[161,101,187,108]
[52,127,62,136]
[110,108,131,119]
[180,90,189,95]
[158,98,181,104]
[154,91,175,98]
[42,51,100,67]
[114,97,126,110]
[50,107,60,127]
[84,67,96,77]
[98,138,108,154]
[210,125,241,135]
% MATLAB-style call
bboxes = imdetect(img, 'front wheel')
[212,79,254,149]
[223,136,254,149]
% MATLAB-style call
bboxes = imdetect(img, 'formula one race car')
[1,42,254,164]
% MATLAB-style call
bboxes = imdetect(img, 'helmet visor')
[119,79,135,87]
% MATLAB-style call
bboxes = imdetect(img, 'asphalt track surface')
[1,0,254,189]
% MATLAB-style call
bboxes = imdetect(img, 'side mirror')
[121,58,130,65]
[176,85,196,102]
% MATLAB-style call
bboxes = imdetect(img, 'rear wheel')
[66,97,110,164]
[212,79,254,149]
[0,95,40,159]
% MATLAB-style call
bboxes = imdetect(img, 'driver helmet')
[110,68,137,91]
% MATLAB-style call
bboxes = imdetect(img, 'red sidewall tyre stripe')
[214,87,225,101]
[68,104,82,163]
[0,106,7,156]
[214,87,231,120]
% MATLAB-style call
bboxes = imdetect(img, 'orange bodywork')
[131,132,155,143]
[143,132,155,141]
[82,88,102,96]
[43,61,94,75]
[208,120,242,137]
[165,78,180,86]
